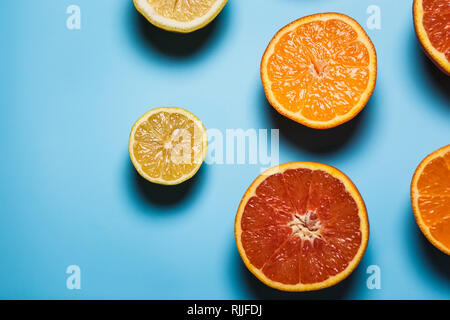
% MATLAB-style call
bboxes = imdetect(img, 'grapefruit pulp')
[413,0,450,75]
[235,162,369,291]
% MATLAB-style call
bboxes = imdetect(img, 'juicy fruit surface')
[240,168,362,285]
[147,0,216,22]
[422,0,450,61]
[266,18,371,123]
[415,148,450,251]
[131,110,205,183]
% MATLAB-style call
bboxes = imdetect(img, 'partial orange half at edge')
[411,145,450,255]
[413,0,450,75]
[261,13,377,129]
[235,162,369,291]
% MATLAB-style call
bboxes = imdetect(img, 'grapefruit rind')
[411,145,450,255]
[413,0,450,75]
[261,13,377,130]
[129,107,208,186]
[133,0,228,33]
[235,162,369,291]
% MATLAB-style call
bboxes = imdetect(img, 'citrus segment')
[413,0,450,74]
[129,107,207,185]
[133,0,228,33]
[261,13,377,129]
[235,162,369,291]
[411,145,450,255]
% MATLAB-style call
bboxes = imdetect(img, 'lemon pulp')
[129,107,207,185]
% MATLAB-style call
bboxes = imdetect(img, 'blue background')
[0,0,449,299]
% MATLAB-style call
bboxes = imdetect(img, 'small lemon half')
[129,107,208,185]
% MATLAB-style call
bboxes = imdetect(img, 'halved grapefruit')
[411,145,450,255]
[413,0,450,75]
[261,13,377,129]
[235,162,369,291]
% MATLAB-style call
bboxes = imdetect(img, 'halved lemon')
[129,107,208,185]
[133,0,228,33]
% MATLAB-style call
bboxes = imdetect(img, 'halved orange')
[235,162,369,291]
[411,145,450,255]
[261,13,377,129]
[129,107,208,185]
[413,0,450,75]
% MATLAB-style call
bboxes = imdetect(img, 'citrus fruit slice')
[261,13,377,129]
[413,0,450,75]
[411,145,450,255]
[129,107,208,185]
[133,0,228,33]
[235,162,369,291]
